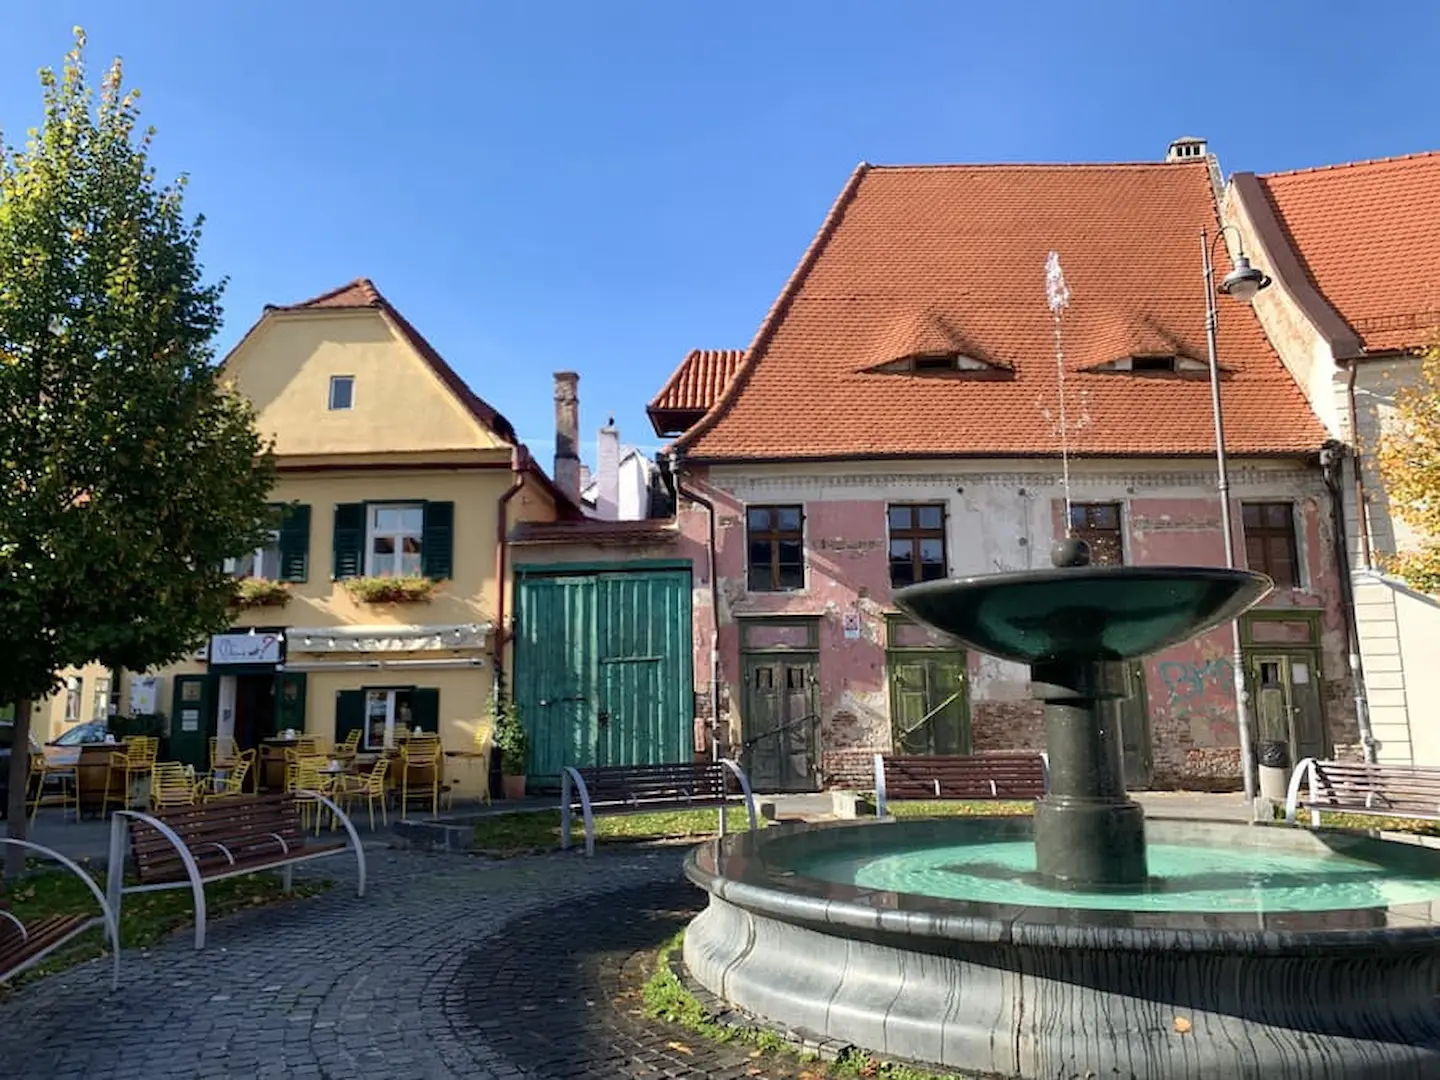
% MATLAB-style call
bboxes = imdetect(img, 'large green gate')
[513,563,694,788]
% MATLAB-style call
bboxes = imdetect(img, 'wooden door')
[743,656,819,792]
[169,675,212,769]
[888,652,969,755]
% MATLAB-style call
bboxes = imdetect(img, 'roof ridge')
[865,160,1210,172]
[673,162,872,453]
[271,277,383,310]
[1261,149,1440,180]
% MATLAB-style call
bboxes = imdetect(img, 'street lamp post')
[1201,226,1271,818]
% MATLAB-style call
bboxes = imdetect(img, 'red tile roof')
[267,278,518,443]
[1255,152,1440,355]
[508,518,678,546]
[647,349,745,436]
[674,161,1326,462]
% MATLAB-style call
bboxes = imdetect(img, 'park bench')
[105,790,367,950]
[0,837,120,989]
[560,759,758,857]
[1285,758,1440,828]
[872,751,1050,816]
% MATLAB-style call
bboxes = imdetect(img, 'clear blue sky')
[1,2,1435,468]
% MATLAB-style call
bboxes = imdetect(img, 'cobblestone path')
[0,845,780,1079]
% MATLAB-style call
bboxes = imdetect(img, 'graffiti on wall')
[1158,658,1238,744]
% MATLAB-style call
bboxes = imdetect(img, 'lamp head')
[1219,255,1271,303]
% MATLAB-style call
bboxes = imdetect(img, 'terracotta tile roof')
[1255,152,1440,355]
[647,349,745,436]
[675,161,1326,462]
[266,278,518,443]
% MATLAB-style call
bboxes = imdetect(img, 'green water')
[790,841,1440,912]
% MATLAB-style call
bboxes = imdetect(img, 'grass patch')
[856,796,1034,819]
[2,863,332,986]
[1272,805,1440,836]
[472,806,760,857]
[642,930,969,1079]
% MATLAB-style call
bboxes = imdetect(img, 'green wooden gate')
[514,565,694,787]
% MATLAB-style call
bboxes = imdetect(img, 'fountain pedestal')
[1030,659,1147,888]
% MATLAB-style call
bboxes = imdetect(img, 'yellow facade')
[30,661,117,744]
[126,280,538,800]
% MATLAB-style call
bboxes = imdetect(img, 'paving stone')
[0,845,780,1079]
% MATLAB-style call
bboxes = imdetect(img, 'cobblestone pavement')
[0,844,771,1080]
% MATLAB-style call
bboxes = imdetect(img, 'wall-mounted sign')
[209,631,284,666]
[129,676,159,714]
[842,612,862,641]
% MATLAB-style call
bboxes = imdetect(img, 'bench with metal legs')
[0,837,121,990]
[561,759,758,857]
[105,789,367,950]
[873,751,1050,816]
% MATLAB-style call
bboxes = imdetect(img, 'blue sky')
[1,2,1435,469]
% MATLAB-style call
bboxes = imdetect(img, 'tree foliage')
[0,32,274,715]
[1377,343,1440,593]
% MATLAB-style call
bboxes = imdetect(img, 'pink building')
[650,141,1358,792]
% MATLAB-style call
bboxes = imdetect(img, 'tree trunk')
[5,700,33,880]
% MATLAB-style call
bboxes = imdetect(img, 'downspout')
[1322,440,1377,763]
[1345,361,1374,570]
[663,451,721,763]
[492,446,527,693]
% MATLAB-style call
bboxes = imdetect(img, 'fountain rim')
[684,816,1440,955]
[893,563,1275,593]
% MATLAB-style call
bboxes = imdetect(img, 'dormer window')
[1091,355,1208,375]
[329,375,355,410]
[887,352,993,374]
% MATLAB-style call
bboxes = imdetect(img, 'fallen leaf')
[667,1041,693,1055]
[1174,1015,1192,1034]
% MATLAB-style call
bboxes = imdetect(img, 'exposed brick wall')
[971,701,1045,752]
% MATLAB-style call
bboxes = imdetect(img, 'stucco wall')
[682,457,1354,789]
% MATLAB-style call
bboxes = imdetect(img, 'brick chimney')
[1165,136,1208,162]
[553,371,580,503]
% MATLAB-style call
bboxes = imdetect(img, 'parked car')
[42,720,112,767]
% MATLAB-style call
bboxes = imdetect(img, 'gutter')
[1344,361,1374,570]
[1321,440,1377,763]
[661,450,721,763]
[492,446,528,690]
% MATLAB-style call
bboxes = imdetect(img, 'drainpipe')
[492,446,528,689]
[1321,441,1377,764]
[663,451,721,763]
[1345,361,1374,570]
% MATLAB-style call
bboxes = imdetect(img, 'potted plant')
[343,575,438,604]
[231,578,291,610]
[492,694,528,799]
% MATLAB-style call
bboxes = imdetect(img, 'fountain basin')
[684,816,1440,1079]
[894,565,1272,664]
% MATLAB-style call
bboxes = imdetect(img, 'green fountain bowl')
[894,566,1273,664]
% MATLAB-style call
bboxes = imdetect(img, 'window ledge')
[343,575,440,604]
[230,580,293,610]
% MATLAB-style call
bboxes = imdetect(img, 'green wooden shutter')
[278,504,311,582]
[335,689,365,744]
[409,687,440,733]
[332,503,365,579]
[421,501,454,580]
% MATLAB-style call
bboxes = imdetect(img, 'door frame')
[1240,610,1328,762]
[885,614,970,755]
[738,615,822,792]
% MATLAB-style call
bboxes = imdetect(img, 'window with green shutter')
[409,687,440,733]
[335,689,366,746]
[332,503,365,579]
[278,504,311,582]
[421,501,454,580]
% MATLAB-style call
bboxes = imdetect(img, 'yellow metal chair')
[400,734,443,817]
[27,753,79,823]
[103,736,158,815]
[443,722,493,808]
[291,756,338,835]
[333,729,362,761]
[202,749,255,802]
[337,756,391,830]
[150,762,200,810]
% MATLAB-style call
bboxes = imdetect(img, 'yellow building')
[128,278,568,798]
[27,662,118,745]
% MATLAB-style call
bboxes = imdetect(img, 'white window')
[366,504,424,578]
[364,689,414,751]
[329,375,355,410]
[64,676,82,722]
[91,676,111,722]
[224,530,281,579]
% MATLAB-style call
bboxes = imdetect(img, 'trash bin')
[1257,739,1291,802]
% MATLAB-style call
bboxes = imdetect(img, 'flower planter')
[230,580,292,610]
[501,774,527,800]
[343,576,438,605]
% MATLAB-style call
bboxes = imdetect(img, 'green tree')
[1377,342,1440,593]
[0,29,275,867]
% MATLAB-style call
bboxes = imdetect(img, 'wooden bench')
[0,837,120,989]
[873,751,1050,816]
[560,759,758,857]
[1285,758,1440,827]
[104,790,367,950]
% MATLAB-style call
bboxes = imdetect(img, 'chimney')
[1165,136,1208,163]
[595,416,621,521]
[553,371,580,502]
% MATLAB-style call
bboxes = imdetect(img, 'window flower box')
[230,578,292,610]
[344,575,438,605]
